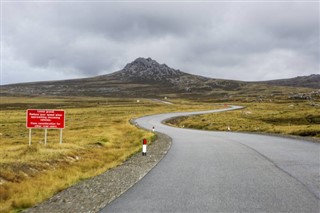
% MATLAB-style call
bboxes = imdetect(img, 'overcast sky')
[1,1,319,85]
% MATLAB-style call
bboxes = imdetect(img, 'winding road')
[101,106,320,213]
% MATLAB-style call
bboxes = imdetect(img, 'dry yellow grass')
[0,97,219,213]
[167,101,320,139]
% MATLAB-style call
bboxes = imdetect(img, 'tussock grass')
[0,97,218,213]
[167,101,320,139]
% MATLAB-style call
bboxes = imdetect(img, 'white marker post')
[142,139,147,156]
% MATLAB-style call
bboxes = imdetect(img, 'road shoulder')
[24,132,172,213]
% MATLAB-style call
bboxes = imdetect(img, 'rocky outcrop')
[114,57,187,83]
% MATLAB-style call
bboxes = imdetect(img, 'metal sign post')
[60,129,63,144]
[44,129,47,145]
[29,129,32,146]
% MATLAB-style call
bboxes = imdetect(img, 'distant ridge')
[258,74,320,89]
[1,57,318,98]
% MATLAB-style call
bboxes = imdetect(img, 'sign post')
[29,129,32,146]
[60,129,63,144]
[44,128,47,145]
[26,109,65,145]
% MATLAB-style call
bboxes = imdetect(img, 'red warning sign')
[26,109,65,129]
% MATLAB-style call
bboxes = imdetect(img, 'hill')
[259,74,320,89]
[1,57,316,99]
[1,58,245,97]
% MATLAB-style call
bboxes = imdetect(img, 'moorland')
[1,58,319,212]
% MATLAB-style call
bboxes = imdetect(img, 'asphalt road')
[101,106,320,213]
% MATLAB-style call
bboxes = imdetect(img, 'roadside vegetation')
[0,97,218,213]
[166,101,320,139]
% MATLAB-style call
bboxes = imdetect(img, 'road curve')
[101,106,320,213]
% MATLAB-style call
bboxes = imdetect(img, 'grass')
[2,96,318,212]
[0,97,219,213]
[166,100,320,139]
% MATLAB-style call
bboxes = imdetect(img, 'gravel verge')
[24,132,172,213]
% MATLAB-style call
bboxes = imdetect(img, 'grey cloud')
[46,3,215,40]
[2,1,319,84]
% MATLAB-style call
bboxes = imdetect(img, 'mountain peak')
[115,57,185,83]
[124,57,163,70]
[133,57,156,64]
